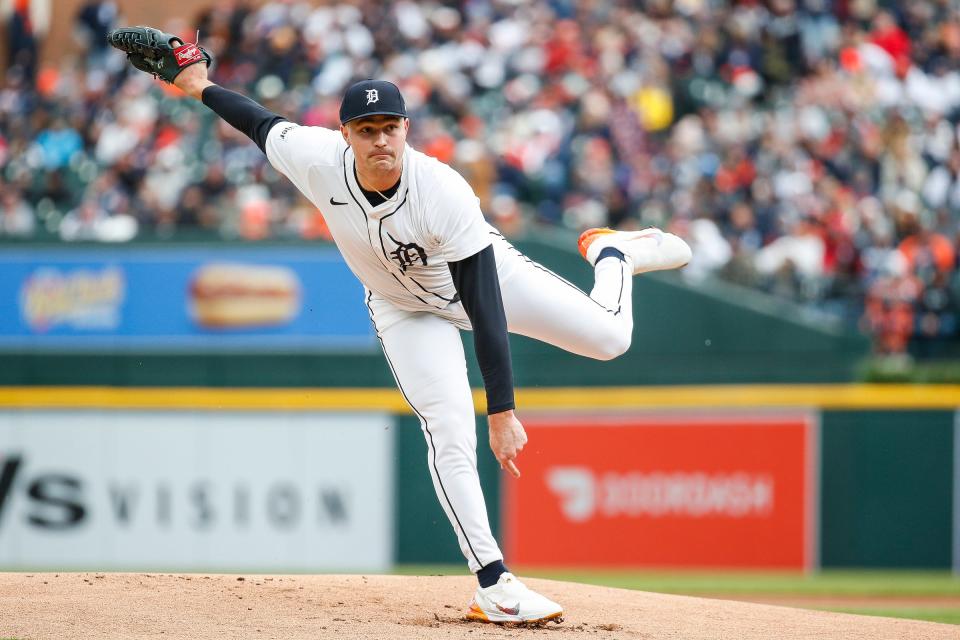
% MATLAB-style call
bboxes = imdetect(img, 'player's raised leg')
[494,228,690,359]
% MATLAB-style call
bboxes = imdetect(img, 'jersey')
[264,123,494,314]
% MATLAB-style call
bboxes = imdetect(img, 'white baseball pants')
[367,235,633,572]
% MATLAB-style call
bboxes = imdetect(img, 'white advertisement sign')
[0,411,394,571]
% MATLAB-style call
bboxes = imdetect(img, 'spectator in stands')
[1,0,49,81]
[74,1,118,69]
[0,186,34,237]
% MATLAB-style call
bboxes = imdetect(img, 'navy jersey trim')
[342,148,376,245]
[342,150,432,306]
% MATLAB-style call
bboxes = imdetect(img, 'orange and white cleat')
[465,573,563,624]
[578,227,692,275]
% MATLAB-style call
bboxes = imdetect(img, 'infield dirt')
[1,572,956,639]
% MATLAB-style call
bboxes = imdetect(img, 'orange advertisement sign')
[504,413,817,569]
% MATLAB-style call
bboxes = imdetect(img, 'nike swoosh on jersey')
[329,197,348,205]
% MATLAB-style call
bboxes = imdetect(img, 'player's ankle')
[596,246,626,263]
[477,559,508,588]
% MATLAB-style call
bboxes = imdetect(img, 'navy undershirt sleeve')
[449,245,515,415]
[201,85,286,153]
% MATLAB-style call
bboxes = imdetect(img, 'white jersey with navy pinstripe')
[265,122,493,312]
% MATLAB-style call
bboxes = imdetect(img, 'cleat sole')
[464,609,564,625]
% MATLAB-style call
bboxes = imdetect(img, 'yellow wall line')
[0,385,958,412]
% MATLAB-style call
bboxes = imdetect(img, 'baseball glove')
[107,26,212,84]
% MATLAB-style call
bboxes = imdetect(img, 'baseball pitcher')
[108,26,691,624]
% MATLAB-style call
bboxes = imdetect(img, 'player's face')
[341,116,409,177]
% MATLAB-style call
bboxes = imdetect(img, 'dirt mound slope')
[1,572,954,639]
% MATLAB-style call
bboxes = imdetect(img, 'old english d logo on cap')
[340,80,406,124]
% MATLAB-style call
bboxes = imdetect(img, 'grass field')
[395,566,960,625]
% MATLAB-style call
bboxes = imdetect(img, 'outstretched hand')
[488,410,527,478]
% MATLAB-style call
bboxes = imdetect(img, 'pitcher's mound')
[1,572,954,639]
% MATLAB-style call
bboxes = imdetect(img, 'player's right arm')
[433,167,526,478]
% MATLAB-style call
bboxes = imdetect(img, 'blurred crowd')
[2,0,960,354]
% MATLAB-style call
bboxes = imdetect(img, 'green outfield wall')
[6,385,955,570]
[819,410,954,569]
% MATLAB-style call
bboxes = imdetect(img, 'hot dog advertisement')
[0,246,373,350]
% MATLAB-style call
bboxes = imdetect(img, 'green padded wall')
[820,410,954,568]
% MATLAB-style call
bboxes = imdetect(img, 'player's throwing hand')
[488,410,527,478]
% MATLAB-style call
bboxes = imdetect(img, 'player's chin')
[369,157,397,171]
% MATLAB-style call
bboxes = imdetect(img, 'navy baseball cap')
[339,79,407,125]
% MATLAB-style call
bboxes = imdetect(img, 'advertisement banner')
[0,411,393,571]
[505,412,817,569]
[0,246,373,350]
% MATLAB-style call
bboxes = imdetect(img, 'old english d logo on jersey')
[387,233,427,272]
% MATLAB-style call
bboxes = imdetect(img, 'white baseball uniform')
[266,123,634,572]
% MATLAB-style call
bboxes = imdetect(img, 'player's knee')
[597,330,631,361]
[417,412,478,447]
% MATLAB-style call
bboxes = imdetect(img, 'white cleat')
[578,227,692,275]
[465,572,563,624]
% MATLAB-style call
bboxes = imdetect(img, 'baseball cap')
[339,79,407,125]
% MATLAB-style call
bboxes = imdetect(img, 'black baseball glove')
[107,26,212,84]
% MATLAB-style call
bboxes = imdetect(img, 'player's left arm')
[137,39,340,205]
[172,55,287,154]
[449,248,526,478]
[107,28,287,153]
